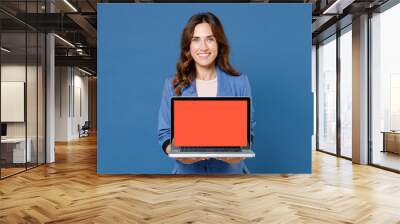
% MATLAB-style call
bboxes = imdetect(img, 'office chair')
[79,121,90,138]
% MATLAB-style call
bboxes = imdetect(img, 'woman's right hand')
[166,144,206,164]
[176,158,207,164]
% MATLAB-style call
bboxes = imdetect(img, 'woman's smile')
[197,52,211,59]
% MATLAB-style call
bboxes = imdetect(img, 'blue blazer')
[158,67,255,174]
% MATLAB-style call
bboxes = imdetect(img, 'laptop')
[168,97,255,158]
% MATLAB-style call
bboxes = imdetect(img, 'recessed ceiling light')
[323,0,354,14]
[1,47,11,53]
[54,34,75,48]
[78,67,93,76]
[63,0,78,12]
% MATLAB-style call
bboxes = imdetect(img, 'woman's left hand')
[219,157,245,164]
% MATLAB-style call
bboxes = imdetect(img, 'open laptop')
[168,97,255,158]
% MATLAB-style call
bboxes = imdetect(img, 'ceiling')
[0,0,391,75]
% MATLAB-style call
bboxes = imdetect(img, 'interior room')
[0,0,399,223]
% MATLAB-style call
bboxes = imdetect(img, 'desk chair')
[78,121,90,138]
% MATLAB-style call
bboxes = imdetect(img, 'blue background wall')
[98,3,312,174]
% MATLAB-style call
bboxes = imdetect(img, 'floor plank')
[1,134,400,223]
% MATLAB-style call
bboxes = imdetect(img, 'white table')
[1,138,32,163]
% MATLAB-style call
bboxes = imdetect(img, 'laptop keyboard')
[179,147,242,152]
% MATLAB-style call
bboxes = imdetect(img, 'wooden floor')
[0,167,26,178]
[1,163,45,178]
[1,135,400,223]
[373,151,400,171]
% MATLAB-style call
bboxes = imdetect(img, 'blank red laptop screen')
[172,99,248,147]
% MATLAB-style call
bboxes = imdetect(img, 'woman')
[158,12,255,174]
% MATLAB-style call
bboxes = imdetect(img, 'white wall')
[1,65,40,138]
[1,63,46,163]
[55,66,69,141]
[55,67,89,141]
[1,65,26,134]
[312,45,316,151]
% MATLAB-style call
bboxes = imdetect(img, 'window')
[0,1,46,179]
[339,27,352,158]
[371,2,400,171]
[317,35,337,154]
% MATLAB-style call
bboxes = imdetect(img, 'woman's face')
[190,22,218,69]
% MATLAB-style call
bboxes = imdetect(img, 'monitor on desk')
[1,123,7,138]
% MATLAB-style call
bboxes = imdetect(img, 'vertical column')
[336,30,341,156]
[352,14,369,164]
[312,45,317,151]
[46,1,55,163]
[88,77,97,132]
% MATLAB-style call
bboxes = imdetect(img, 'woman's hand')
[166,144,207,164]
[219,157,245,164]
[176,158,207,164]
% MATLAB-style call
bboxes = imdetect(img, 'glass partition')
[317,35,337,154]
[1,30,28,177]
[0,1,46,179]
[371,3,400,171]
[27,0,38,170]
[339,27,352,158]
[27,30,38,169]
[38,32,45,165]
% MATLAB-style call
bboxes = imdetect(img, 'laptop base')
[168,150,255,158]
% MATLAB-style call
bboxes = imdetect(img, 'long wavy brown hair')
[173,12,239,96]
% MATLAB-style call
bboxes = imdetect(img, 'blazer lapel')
[216,67,229,96]
[181,81,197,96]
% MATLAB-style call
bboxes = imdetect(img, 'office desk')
[382,131,400,154]
[1,138,32,163]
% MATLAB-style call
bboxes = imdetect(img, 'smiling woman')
[172,12,240,96]
[157,12,255,174]
[97,4,313,174]
[190,23,218,74]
